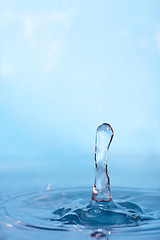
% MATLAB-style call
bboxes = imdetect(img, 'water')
[0,123,160,239]
[0,187,160,239]
[92,123,114,202]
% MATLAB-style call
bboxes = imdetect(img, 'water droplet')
[92,123,114,202]
[91,230,106,238]
[46,184,51,191]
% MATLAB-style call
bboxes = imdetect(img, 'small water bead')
[92,123,114,202]
[91,230,106,238]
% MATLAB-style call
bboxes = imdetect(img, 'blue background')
[0,0,160,194]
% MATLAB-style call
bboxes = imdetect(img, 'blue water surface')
[0,155,160,240]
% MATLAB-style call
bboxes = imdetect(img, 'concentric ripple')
[0,187,160,237]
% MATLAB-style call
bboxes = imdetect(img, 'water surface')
[0,187,160,240]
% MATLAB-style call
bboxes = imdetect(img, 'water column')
[92,123,114,202]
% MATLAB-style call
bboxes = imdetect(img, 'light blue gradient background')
[0,0,160,193]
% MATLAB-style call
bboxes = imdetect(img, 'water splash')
[92,123,114,202]
[0,124,160,239]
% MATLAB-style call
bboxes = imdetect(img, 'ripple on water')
[0,187,160,238]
